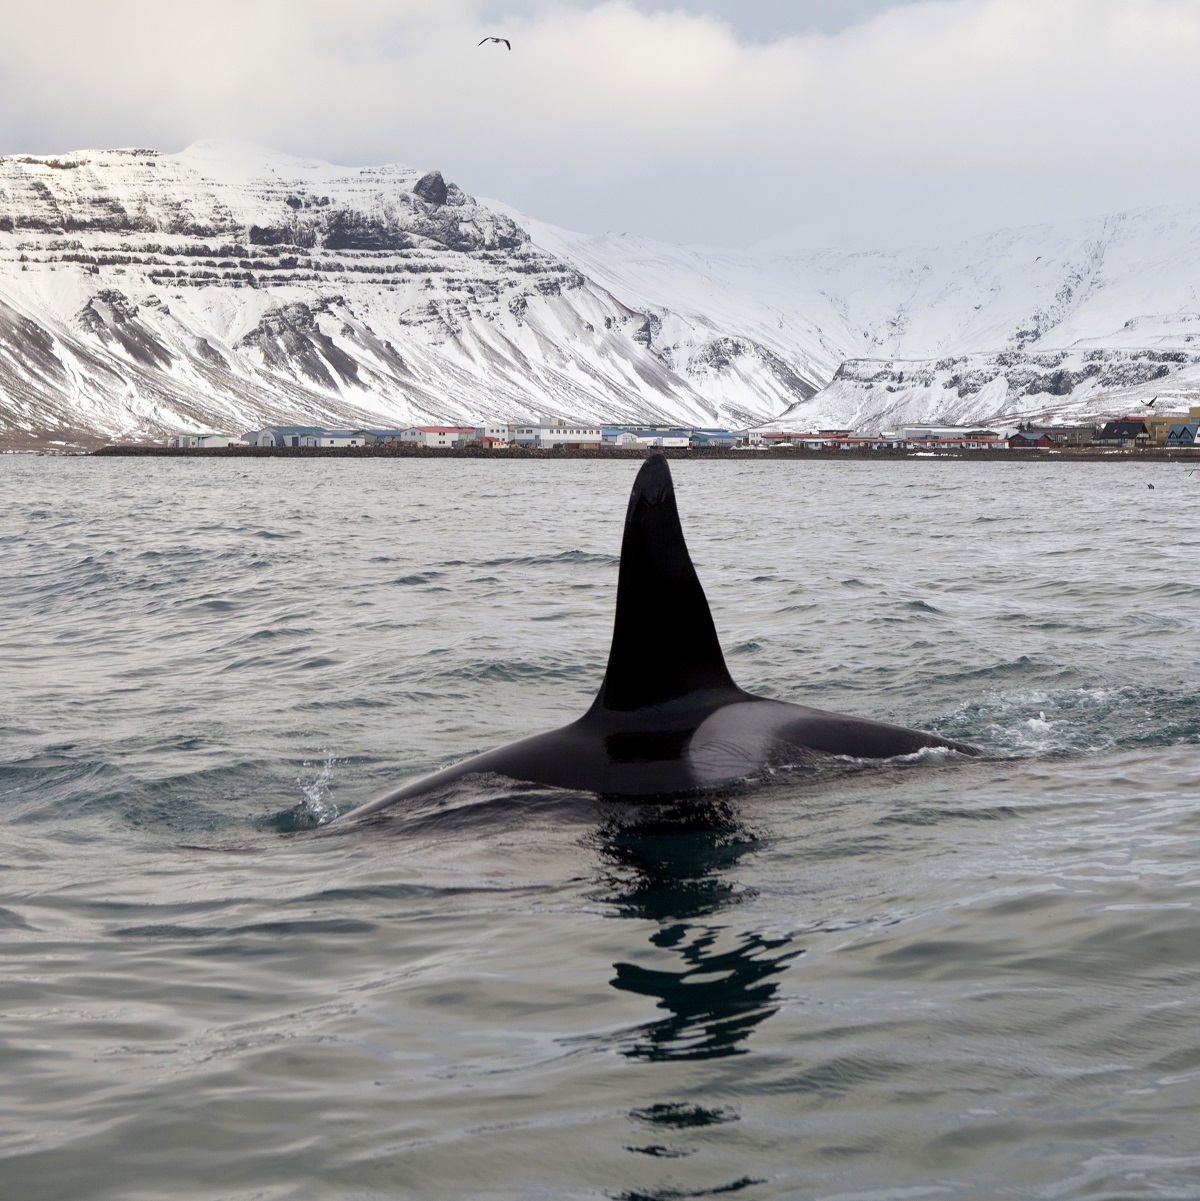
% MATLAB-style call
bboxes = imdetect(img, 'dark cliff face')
[236,303,360,389]
[414,171,448,207]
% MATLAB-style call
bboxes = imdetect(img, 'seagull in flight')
[479,36,511,49]
[1145,395,1158,407]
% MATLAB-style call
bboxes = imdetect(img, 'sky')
[2,0,1200,249]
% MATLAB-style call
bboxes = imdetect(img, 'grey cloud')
[475,0,927,38]
[2,0,1199,250]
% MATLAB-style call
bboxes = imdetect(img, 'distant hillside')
[526,208,1200,432]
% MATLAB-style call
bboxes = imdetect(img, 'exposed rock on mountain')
[777,347,1200,434]
[0,142,816,448]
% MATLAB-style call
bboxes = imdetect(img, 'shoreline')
[86,444,1200,463]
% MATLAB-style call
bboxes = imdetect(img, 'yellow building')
[1145,413,1190,444]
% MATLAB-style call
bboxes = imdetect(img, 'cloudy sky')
[2,0,1199,248]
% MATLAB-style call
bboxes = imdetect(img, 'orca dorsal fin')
[594,454,739,712]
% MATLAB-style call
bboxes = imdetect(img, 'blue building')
[690,428,738,449]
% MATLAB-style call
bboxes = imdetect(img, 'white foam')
[296,755,340,825]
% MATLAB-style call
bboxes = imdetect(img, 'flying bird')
[1146,395,1158,407]
[479,36,511,49]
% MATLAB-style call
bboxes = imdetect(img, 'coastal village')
[165,409,1200,452]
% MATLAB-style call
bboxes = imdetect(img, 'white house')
[301,429,368,447]
[512,420,602,448]
[600,432,696,451]
[399,426,476,448]
[473,424,513,447]
[897,425,1000,442]
[166,432,238,448]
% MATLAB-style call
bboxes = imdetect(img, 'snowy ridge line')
[517,201,1200,430]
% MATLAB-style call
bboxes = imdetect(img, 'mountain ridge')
[2,141,1198,449]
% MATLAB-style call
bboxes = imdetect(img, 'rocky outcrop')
[413,170,449,207]
[785,346,1200,432]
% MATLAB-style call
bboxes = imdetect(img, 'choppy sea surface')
[2,455,1199,1200]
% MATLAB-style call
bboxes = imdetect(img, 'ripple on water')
[1,457,1199,1200]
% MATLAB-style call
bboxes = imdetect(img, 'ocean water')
[2,454,1199,1201]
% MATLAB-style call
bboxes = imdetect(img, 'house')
[398,426,477,448]
[302,429,368,447]
[602,430,642,447]
[787,432,867,450]
[690,428,738,449]
[1008,430,1062,449]
[1143,414,1191,444]
[473,424,513,447]
[166,432,237,448]
[898,425,999,442]
[1097,419,1151,446]
[1165,421,1200,447]
[1045,424,1101,446]
[514,421,603,448]
[247,426,329,448]
[361,429,408,445]
[602,427,690,448]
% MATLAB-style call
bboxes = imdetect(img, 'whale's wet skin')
[357,455,975,816]
[2,455,1200,1200]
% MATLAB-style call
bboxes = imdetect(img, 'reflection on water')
[594,801,801,1061]
[612,924,796,1061]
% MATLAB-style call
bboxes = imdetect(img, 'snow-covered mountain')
[529,210,1200,432]
[0,141,823,449]
[2,141,1200,449]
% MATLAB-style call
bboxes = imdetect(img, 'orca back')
[593,454,740,712]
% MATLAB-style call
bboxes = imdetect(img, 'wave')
[477,549,619,568]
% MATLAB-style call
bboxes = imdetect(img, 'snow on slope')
[3,141,1200,448]
[0,142,822,448]
[528,206,1200,431]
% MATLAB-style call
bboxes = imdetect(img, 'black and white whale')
[355,454,976,816]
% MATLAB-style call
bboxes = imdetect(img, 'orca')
[355,454,976,816]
